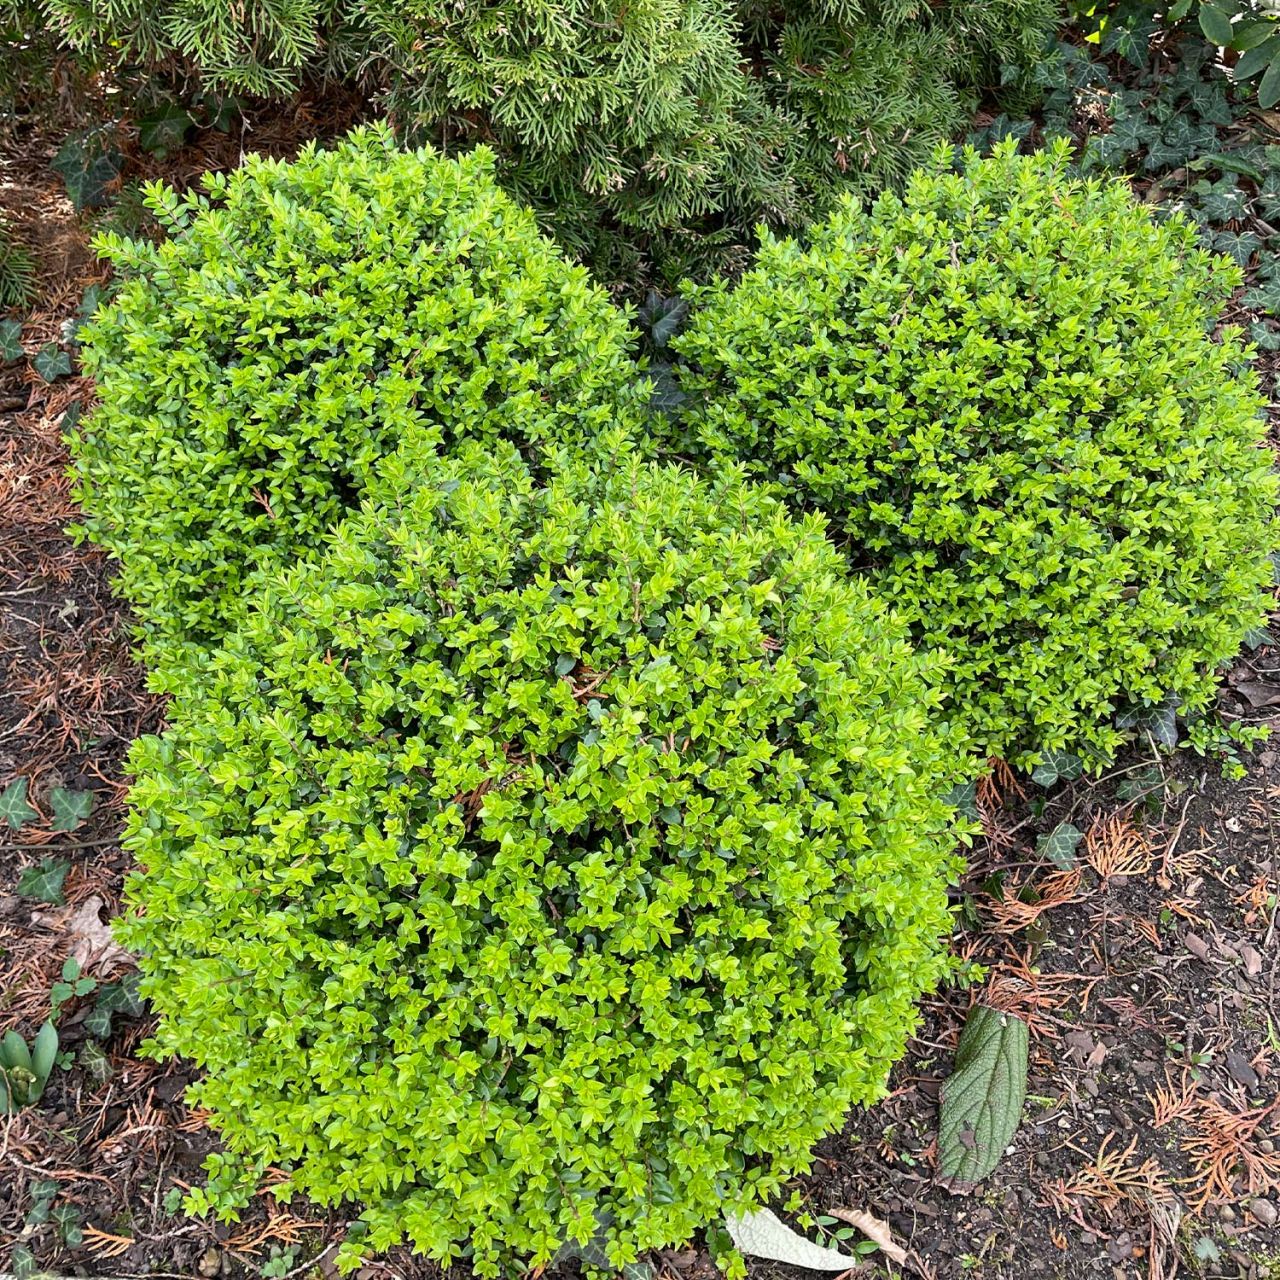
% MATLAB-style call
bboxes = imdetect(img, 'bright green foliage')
[119,443,965,1276]
[675,141,1278,768]
[68,126,645,675]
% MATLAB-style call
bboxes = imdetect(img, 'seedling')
[0,1021,58,1111]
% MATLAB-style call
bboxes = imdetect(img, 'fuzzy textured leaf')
[939,1006,1029,1184]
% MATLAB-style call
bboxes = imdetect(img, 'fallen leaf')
[33,895,131,972]
[829,1208,908,1266]
[723,1208,858,1271]
[1184,932,1210,963]
[1235,681,1280,709]
[1240,943,1263,977]
[1225,1050,1260,1091]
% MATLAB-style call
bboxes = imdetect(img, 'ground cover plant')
[674,139,1278,769]
[67,123,645,678]
[118,442,967,1275]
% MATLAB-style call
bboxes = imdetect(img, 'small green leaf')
[33,344,72,382]
[17,857,70,905]
[1036,822,1083,870]
[939,1005,1029,1184]
[1200,3,1236,46]
[50,786,94,832]
[0,777,37,829]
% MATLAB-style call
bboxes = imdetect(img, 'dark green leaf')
[1117,701,1179,749]
[138,104,193,157]
[16,857,70,905]
[52,130,123,211]
[1199,4,1236,46]
[50,786,93,832]
[0,318,22,362]
[1259,51,1280,108]
[33,344,72,382]
[1233,35,1279,80]
[1036,822,1083,870]
[1030,750,1083,788]
[0,777,37,829]
[939,1005,1029,1184]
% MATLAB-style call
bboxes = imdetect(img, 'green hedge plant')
[118,442,966,1275]
[69,125,646,677]
[674,140,1278,769]
[23,0,1057,283]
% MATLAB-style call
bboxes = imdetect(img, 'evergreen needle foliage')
[27,0,1059,281]
[674,140,1278,768]
[119,443,965,1276]
[68,126,646,676]
[0,220,35,310]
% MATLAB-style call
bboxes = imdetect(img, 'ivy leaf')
[33,344,72,382]
[52,129,123,211]
[1211,229,1262,265]
[16,857,70,905]
[1030,750,1083,788]
[50,787,94,832]
[138,104,193,157]
[639,291,690,349]
[0,319,22,363]
[1199,3,1236,46]
[1117,701,1180,749]
[1036,822,1084,870]
[0,778,38,829]
[944,779,980,820]
[939,1005,1029,1184]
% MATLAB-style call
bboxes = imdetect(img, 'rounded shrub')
[674,139,1278,768]
[69,124,646,674]
[118,441,965,1275]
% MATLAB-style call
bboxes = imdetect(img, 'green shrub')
[370,0,1060,282]
[29,0,1058,283]
[118,442,965,1276]
[68,125,645,675]
[674,140,1278,768]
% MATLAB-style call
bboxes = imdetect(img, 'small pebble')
[1250,1198,1278,1228]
